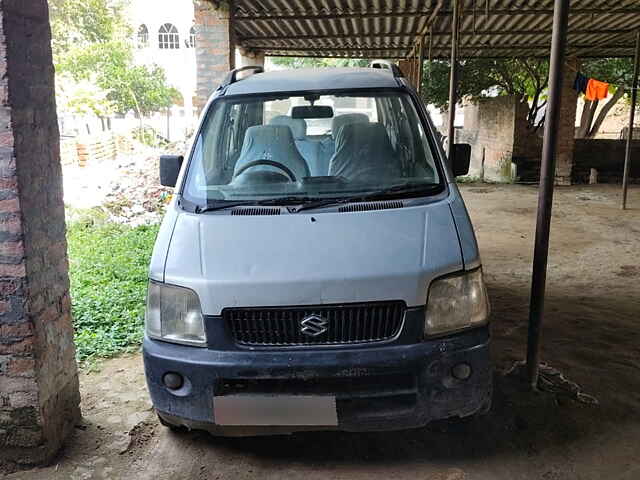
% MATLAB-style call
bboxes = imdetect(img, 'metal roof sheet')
[232,0,640,59]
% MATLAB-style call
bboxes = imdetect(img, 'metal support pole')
[447,0,460,160]
[417,37,425,94]
[526,0,571,389]
[622,31,640,210]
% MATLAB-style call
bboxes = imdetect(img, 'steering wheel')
[233,159,297,182]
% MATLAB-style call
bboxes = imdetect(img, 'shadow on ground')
[176,282,613,466]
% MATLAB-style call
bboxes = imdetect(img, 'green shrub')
[66,221,159,364]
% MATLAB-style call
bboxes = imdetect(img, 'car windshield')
[182,90,442,207]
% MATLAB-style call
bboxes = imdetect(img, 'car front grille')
[224,301,406,347]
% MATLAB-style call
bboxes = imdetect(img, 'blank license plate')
[214,395,338,426]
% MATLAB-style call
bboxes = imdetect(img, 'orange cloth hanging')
[585,79,609,101]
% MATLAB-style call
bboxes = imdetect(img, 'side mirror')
[160,155,183,187]
[452,143,471,177]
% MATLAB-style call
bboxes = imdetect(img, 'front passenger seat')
[328,123,401,181]
[318,113,370,176]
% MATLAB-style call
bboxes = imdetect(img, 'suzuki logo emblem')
[300,314,328,337]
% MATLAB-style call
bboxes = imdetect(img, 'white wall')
[127,0,197,122]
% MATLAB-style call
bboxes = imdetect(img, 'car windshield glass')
[182,90,442,206]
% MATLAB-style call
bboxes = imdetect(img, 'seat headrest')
[331,113,369,139]
[240,125,296,156]
[269,115,307,140]
[334,122,392,152]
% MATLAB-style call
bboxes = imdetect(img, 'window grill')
[137,24,148,48]
[189,26,196,48]
[159,23,180,50]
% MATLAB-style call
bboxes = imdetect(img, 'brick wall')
[459,60,579,185]
[458,96,533,182]
[554,58,579,185]
[572,139,640,184]
[0,0,80,468]
[194,0,234,112]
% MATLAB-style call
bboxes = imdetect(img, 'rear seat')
[316,113,370,176]
[269,113,370,177]
[269,115,324,176]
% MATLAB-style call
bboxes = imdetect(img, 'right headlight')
[145,280,206,346]
[424,268,490,337]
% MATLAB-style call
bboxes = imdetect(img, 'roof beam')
[234,8,640,22]
[238,29,636,42]
[234,9,436,21]
[424,43,636,51]
[253,43,634,54]
[266,53,401,59]
[248,46,415,52]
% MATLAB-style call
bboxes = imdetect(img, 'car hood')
[163,202,463,315]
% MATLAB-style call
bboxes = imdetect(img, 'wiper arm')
[292,197,355,213]
[195,201,255,213]
[356,183,441,201]
[194,196,320,214]
[294,183,441,213]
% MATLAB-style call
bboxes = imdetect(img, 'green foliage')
[67,221,159,364]
[576,58,634,138]
[271,57,371,69]
[421,56,633,134]
[49,0,129,60]
[51,0,178,116]
[61,40,181,115]
[56,75,115,117]
[422,58,549,129]
[582,58,634,91]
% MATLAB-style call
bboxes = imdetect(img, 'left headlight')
[145,280,206,346]
[424,268,490,337]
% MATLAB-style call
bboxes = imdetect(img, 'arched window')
[137,24,148,48]
[158,23,180,49]
[189,26,196,48]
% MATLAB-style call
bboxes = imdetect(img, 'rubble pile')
[102,144,185,226]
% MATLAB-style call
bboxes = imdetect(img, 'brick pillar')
[0,0,80,468]
[555,57,579,185]
[194,0,235,112]
[398,60,412,85]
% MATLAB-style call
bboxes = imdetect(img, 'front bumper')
[143,327,491,434]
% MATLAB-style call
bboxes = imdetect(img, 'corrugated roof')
[232,0,640,59]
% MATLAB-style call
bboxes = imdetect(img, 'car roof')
[223,67,403,96]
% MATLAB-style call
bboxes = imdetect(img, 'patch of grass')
[456,175,484,184]
[66,220,159,365]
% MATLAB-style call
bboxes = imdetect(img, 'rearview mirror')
[291,105,334,119]
[160,155,183,187]
[452,144,471,177]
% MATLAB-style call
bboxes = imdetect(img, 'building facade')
[127,0,197,120]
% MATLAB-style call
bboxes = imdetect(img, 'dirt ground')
[7,184,640,480]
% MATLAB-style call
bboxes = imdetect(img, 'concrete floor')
[8,184,640,480]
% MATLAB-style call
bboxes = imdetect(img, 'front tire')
[157,412,189,433]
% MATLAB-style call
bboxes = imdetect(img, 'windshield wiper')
[194,196,320,214]
[194,201,256,213]
[294,183,442,213]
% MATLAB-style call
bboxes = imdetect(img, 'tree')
[271,57,370,69]
[49,0,129,61]
[59,40,180,117]
[577,58,634,138]
[420,56,633,139]
[50,0,178,119]
[421,58,549,132]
